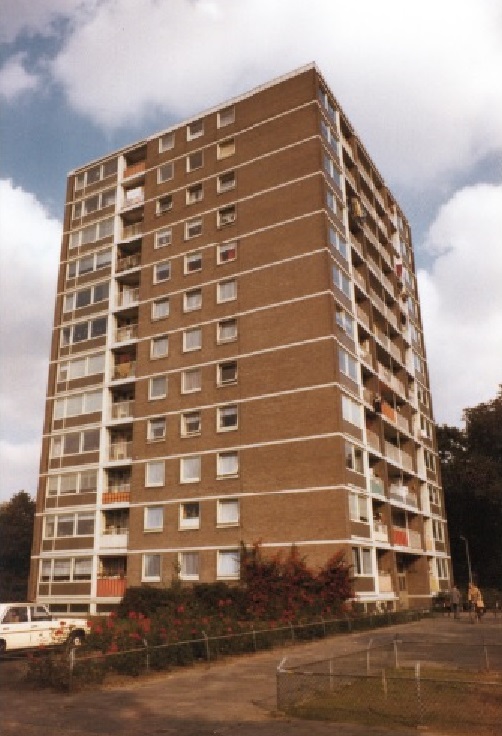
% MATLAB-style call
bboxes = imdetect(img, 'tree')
[437,386,502,591]
[0,491,35,601]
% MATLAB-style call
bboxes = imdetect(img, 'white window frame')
[158,162,174,184]
[149,375,167,399]
[178,551,200,580]
[217,451,239,478]
[335,307,354,338]
[155,228,172,249]
[181,411,201,437]
[217,205,236,227]
[345,441,364,473]
[187,119,204,140]
[181,368,201,394]
[217,171,236,193]
[156,194,172,215]
[184,252,202,274]
[352,546,373,576]
[217,361,237,386]
[154,260,171,284]
[217,138,235,159]
[145,460,165,487]
[186,183,203,205]
[217,241,237,264]
[151,335,169,359]
[185,217,203,240]
[333,265,351,299]
[339,349,359,383]
[217,404,238,432]
[144,506,164,532]
[183,288,202,312]
[349,492,370,523]
[217,499,240,527]
[217,549,240,580]
[187,150,203,172]
[217,318,237,344]
[142,553,161,582]
[159,131,175,152]
[217,278,237,303]
[180,455,201,483]
[148,417,166,442]
[342,394,362,428]
[183,327,202,352]
[152,298,170,320]
[179,502,200,530]
[217,106,235,128]
[329,227,348,260]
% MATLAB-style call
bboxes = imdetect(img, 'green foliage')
[0,491,35,601]
[437,386,502,590]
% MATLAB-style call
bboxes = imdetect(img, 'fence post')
[329,658,334,692]
[382,668,387,700]
[68,646,75,692]
[366,638,373,674]
[483,639,490,671]
[143,638,150,673]
[321,614,326,637]
[290,622,295,642]
[415,662,424,727]
[202,631,210,663]
[393,637,400,669]
[251,623,257,652]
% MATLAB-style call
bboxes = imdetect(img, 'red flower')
[176,604,185,614]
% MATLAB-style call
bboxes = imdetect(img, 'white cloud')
[417,183,502,426]
[0,0,99,43]
[0,53,40,100]
[45,0,502,188]
[0,179,61,501]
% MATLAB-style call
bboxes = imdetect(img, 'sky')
[0,0,501,503]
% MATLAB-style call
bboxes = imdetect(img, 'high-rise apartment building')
[29,64,451,615]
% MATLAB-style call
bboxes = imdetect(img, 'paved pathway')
[1,614,500,736]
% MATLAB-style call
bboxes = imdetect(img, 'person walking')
[468,582,484,622]
[450,585,461,619]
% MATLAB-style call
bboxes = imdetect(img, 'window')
[428,484,440,507]
[187,150,203,171]
[217,499,239,526]
[144,506,163,531]
[63,282,110,312]
[217,318,237,343]
[342,395,362,428]
[425,450,436,472]
[154,260,171,283]
[51,429,99,458]
[181,411,201,437]
[185,217,202,239]
[54,390,103,420]
[181,368,201,393]
[329,227,348,260]
[159,131,174,152]
[321,124,340,158]
[67,248,112,279]
[148,417,166,441]
[157,195,172,215]
[217,138,235,159]
[217,360,237,385]
[217,241,237,264]
[142,554,161,582]
[180,456,201,483]
[326,189,338,216]
[158,162,174,183]
[324,154,342,188]
[217,278,236,303]
[345,442,364,473]
[179,502,200,530]
[218,205,236,227]
[218,106,235,127]
[183,327,202,352]
[217,549,240,579]
[123,186,143,208]
[339,349,359,383]
[74,159,117,189]
[146,460,165,486]
[58,353,105,381]
[44,511,95,539]
[152,298,170,320]
[217,171,236,193]
[155,228,172,248]
[335,307,354,338]
[436,557,449,579]
[217,451,238,478]
[432,519,445,542]
[184,288,202,312]
[352,547,373,576]
[40,557,92,582]
[69,218,114,248]
[187,119,204,140]
[184,252,202,274]
[46,470,98,497]
[179,551,199,580]
[333,265,351,299]
[61,317,107,347]
[149,375,167,399]
[349,492,369,523]
[217,405,238,431]
[186,183,203,204]
[151,335,169,358]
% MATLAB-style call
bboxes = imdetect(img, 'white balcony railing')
[111,400,134,420]
[374,522,389,543]
[109,441,132,461]
[115,324,138,342]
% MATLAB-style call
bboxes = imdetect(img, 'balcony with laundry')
[111,349,136,381]
[390,509,422,551]
[117,237,142,272]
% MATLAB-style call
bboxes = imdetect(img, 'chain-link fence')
[277,637,502,733]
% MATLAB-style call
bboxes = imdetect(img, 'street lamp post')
[460,535,473,585]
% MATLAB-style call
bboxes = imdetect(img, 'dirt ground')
[1,614,501,736]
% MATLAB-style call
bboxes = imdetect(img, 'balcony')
[356,305,370,328]
[353,269,366,291]
[109,441,132,461]
[389,483,418,508]
[366,428,381,453]
[408,529,422,550]
[115,324,138,343]
[391,525,408,546]
[117,253,141,272]
[111,400,134,420]
[121,222,143,240]
[123,161,145,180]
[374,521,389,543]
[100,530,129,549]
[97,577,127,598]
[112,361,136,380]
[117,288,139,308]
[102,489,130,504]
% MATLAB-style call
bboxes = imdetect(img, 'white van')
[0,603,89,653]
